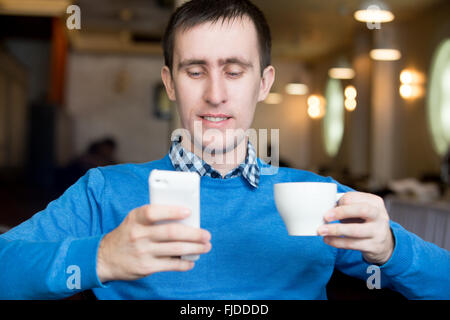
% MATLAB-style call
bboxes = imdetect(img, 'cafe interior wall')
[308,3,449,189]
[62,52,171,165]
[390,5,450,180]
[252,59,311,170]
[307,44,364,181]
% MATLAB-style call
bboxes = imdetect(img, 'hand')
[97,204,211,283]
[317,192,395,265]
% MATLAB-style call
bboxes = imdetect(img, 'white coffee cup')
[274,182,344,236]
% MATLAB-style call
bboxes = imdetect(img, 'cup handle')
[336,192,345,204]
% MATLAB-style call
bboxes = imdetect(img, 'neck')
[181,136,248,177]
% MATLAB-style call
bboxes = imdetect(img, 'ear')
[257,65,275,102]
[161,66,176,101]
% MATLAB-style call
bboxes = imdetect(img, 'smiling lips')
[199,114,232,126]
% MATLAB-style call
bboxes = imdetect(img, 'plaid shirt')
[168,138,260,188]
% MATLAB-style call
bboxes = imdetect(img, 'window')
[323,77,344,157]
[427,38,450,156]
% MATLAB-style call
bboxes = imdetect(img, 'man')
[0,0,448,299]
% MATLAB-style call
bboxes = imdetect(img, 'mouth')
[198,114,233,125]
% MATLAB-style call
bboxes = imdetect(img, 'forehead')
[173,16,260,66]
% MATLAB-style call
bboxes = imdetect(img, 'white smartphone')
[149,169,200,261]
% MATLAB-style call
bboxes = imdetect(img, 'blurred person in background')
[56,137,117,193]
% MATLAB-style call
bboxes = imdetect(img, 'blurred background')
[0,0,449,298]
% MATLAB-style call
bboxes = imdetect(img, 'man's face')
[162,16,274,154]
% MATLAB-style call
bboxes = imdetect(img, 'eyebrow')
[177,57,253,70]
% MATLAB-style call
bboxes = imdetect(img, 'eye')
[225,64,245,78]
[187,71,204,78]
[226,71,243,78]
[185,66,205,78]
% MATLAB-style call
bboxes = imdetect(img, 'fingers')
[338,192,385,209]
[155,257,196,273]
[152,241,212,257]
[323,236,372,252]
[146,223,211,243]
[141,242,211,274]
[317,222,375,238]
[135,204,190,225]
[319,192,394,264]
[324,203,378,223]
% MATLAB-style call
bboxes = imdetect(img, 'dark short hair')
[162,0,271,76]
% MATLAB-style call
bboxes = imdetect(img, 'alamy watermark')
[365,5,381,30]
[66,265,81,290]
[171,120,280,175]
[66,5,81,30]
[366,265,381,289]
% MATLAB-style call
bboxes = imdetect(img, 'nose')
[204,72,227,106]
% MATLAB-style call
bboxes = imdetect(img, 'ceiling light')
[307,95,326,119]
[400,69,425,85]
[354,0,394,26]
[399,68,425,99]
[328,67,355,79]
[344,85,357,99]
[285,83,309,95]
[344,98,357,111]
[370,48,401,61]
[399,84,413,99]
[354,8,394,23]
[264,93,283,105]
[329,57,355,79]
[344,85,357,112]
[307,104,321,119]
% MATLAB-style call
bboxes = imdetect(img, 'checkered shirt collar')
[168,138,260,188]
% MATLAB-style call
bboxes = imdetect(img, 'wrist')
[364,228,395,266]
[381,228,396,264]
[97,234,115,283]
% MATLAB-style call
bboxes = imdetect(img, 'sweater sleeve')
[325,176,450,299]
[0,168,108,299]
[335,220,450,299]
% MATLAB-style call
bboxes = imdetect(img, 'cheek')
[230,80,259,124]
[175,84,200,121]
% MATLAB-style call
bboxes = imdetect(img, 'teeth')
[203,116,228,122]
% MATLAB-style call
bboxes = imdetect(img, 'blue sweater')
[0,155,449,299]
